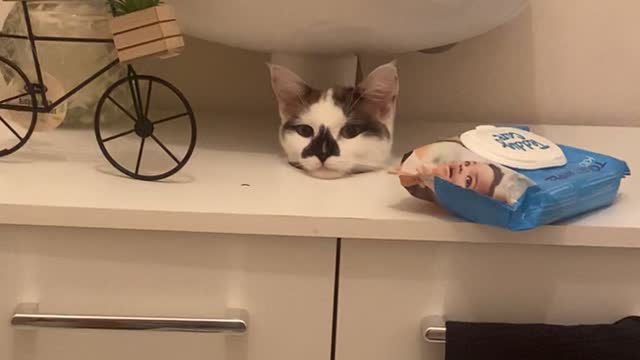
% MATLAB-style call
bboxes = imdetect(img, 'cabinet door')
[336,239,640,360]
[1,225,336,360]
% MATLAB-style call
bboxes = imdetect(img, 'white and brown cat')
[268,61,399,179]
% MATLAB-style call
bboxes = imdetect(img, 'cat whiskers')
[347,90,364,114]
[296,94,308,107]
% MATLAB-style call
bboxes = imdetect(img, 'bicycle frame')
[0,1,120,114]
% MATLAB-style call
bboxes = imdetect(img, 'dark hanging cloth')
[445,317,640,360]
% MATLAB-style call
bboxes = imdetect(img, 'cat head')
[269,61,399,179]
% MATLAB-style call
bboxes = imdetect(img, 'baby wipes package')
[396,126,630,231]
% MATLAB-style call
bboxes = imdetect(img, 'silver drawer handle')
[11,303,247,335]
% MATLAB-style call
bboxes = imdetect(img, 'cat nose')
[317,149,331,163]
[301,126,340,163]
[317,132,340,163]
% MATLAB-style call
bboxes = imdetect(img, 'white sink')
[176,0,529,54]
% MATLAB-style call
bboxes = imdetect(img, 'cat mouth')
[309,167,345,179]
[289,161,346,179]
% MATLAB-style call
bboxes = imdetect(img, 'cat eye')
[294,125,314,138]
[340,124,366,139]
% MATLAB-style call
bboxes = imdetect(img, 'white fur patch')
[299,90,346,136]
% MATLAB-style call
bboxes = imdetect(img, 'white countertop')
[0,116,637,248]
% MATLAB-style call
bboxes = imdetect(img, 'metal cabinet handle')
[424,326,446,343]
[11,303,247,335]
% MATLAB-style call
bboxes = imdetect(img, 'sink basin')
[175,0,528,54]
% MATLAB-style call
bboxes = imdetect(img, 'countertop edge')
[2,204,638,249]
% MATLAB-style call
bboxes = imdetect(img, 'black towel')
[445,317,640,360]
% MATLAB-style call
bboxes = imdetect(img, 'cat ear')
[268,63,313,121]
[357,61,399,120]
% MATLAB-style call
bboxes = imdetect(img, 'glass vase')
[0,0,125,128]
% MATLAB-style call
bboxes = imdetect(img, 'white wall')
[138,37,273,119]
[375,0,640,126]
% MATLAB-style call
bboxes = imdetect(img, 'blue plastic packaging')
[398,133,630,231]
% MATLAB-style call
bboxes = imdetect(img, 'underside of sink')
[175,0,529,54]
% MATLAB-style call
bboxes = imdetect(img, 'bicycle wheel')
[95,73,197,181]
[0,56,37,157]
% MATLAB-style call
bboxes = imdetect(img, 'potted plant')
[107,0,184,62]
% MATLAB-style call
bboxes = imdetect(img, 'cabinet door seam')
[330,238,342,360]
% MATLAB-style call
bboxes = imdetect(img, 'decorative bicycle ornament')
[0,1,197,181]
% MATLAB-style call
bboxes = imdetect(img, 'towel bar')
[424,326,447,343]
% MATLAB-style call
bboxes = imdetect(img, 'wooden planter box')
[109,5,184,63]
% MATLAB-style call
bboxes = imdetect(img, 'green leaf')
[107,0,162,16]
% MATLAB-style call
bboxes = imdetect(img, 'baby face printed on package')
[397,138,534,205]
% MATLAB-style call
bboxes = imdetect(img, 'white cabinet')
[0,225,336,360]
[1,122,639,360]
[335,239,640,360]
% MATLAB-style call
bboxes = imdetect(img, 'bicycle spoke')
[107,96,137,123]
[128,73,144,120]
[102,128,136,143]
[0,92,30,105]
[135,137,146,175]
[0,115,23,140]
[144,80,153,119]
[150,134,180,164]
[152,112,189,126]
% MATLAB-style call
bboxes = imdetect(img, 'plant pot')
[110,4,184,63]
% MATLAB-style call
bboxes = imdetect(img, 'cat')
[268,61,399,179]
